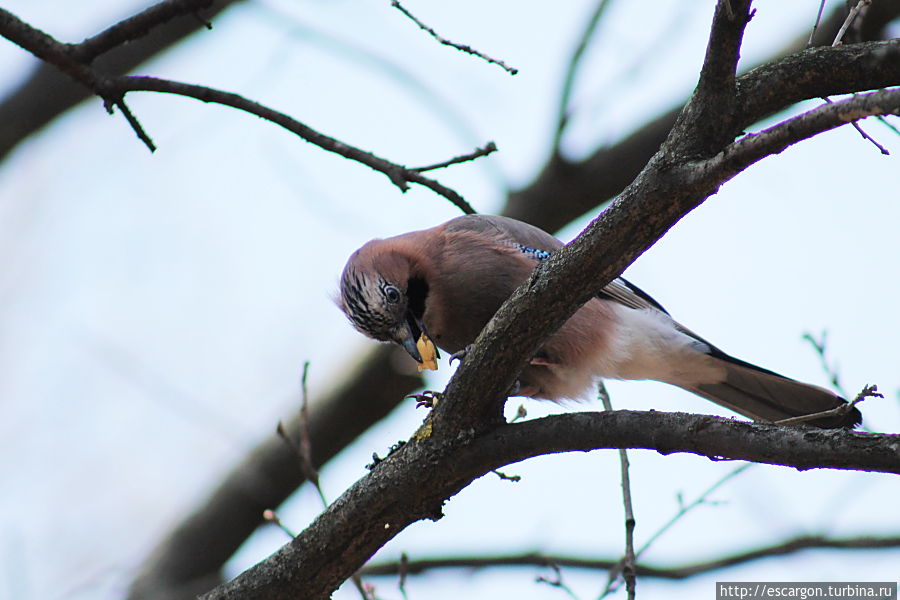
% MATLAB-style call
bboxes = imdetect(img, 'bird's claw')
[406,390,443,409]
[449,345,473,365]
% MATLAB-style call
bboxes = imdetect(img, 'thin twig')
[775,384,881,426]
[636,463,752,559]
[832,0,871,46]
[875,114,900,137]
[299,361,328,508]
[807,0,828,48]
[491,469,521,483]
[0,8,479,214]
[597,382,636,600]
[821,96,890,154]
[398,553,410,600]
[360,534,900,580]
[801,330,847,397]
[553,0,615,152]
[822,4,889,156]
[711,87,900,178]
[118,75,479,213]
[275,364,329,507]
[390,0,518,75]
[109,98,157,152]
[535,564,579,599]
[262,509,297,538]
[411,141,497,172]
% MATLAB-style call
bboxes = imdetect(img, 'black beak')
[397,309,438,363]
[400,331,422,363]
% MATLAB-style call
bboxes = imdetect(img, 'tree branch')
[0,0,245,161]
[389,0,518,75]
[359,534,900,580]
[37,2,887,596]
[667,0,752,157]
[127,346,422,600]
[704,87,900,181]
[0,9,478,214]
[73,0,216,63]
[200,10,900,595]
[508,32,900,231]
[201,412,900,599]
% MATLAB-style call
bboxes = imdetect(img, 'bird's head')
[338,240,432,364]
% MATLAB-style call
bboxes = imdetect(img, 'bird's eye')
[384,285,402,304]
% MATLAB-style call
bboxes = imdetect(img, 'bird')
[338,214,861,428]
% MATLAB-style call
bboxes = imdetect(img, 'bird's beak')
[397,310,439,369]
[399,326,423,363]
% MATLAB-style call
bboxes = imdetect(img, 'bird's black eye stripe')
[382,283,401,304]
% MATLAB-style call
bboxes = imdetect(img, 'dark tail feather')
[683,350,861,429]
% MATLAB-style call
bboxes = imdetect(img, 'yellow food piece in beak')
[416,333,438,372]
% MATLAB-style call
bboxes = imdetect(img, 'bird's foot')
[449,345,473,365]
[406,390,443,409]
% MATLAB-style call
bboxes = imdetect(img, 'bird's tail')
[681,350,861,429]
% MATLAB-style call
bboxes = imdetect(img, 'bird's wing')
[443,214,564,252]
[444,214,672,315]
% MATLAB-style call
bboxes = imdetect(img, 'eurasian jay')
[338,214,861,428]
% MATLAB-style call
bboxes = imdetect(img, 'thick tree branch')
[145,18,900,600]
[201,412,900,599]
[704,88,900,181]
[243,15,899,595]
[508,18,900,230]
[0,2,884,596]
[436,66,900,435]
[360,534,900,580]
[667,0,751,157]
[74,0,215,63]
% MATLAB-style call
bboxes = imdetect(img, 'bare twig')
[536,564,579,599]
[807,0,828,48]
[411,141,497,172]
[802,330,847,396]
[821,96,890,154]
[262,509,297,538]
[597,382,636,600]
[360,534,900,580]
[389,0,517,75]
[491,469,521,482]
[0,8,479,215]
[553,0,615,152]
[106,97,157,152]
[832,0,871,46]
[707,87,900,181]
[121,76,478,213]
[876,115,900,136]
[398,553,410,600]
[299,362,328,508]
[275,364,329,508]
[775,384,882,426]
[636,464,752,558]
